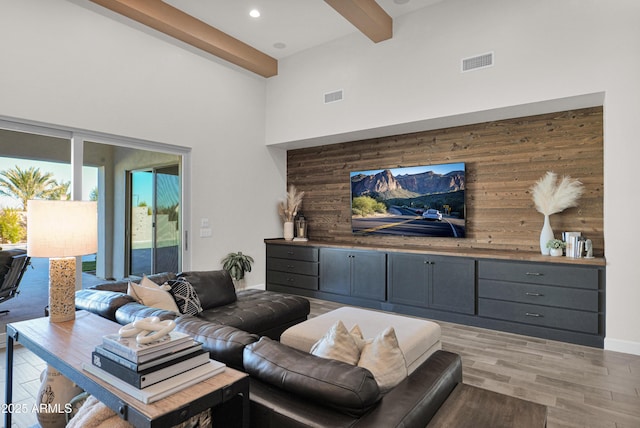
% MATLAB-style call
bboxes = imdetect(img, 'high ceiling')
[163,0,442,60]
[89,0,443,77]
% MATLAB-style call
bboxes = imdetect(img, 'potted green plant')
[546,239,566,257]
[221,251,254,287]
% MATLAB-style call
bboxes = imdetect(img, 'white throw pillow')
[349,324,366,352]
[310,320,361,365]
[127,275,179,313]
[357,327,407,393]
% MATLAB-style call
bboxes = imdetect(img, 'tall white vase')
[284,221,294,241]
[539,214,554,255]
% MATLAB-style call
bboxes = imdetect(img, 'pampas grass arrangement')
[278,184,304,223]
[531,171,584,216]
[531,171,584,255]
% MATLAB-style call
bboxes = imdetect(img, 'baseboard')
[604,337,640,356]
[246,282,266,291]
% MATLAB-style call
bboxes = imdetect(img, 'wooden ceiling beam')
[324,0,392,43]
[90,0,278,78]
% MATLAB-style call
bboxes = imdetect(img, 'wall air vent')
[461,52,494,72]
[324,89,344,104]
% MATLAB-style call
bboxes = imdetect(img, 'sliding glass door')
[129,165,180,276]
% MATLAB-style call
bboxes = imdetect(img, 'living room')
[1,0,639,426]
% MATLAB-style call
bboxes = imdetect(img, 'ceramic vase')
[284,221,294,241]
[36,365,83,428]
[539,214,554,255]
[550,247,563,256]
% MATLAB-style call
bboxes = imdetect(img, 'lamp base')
[49,257,77,323]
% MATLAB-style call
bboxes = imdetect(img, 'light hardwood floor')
[309,297,640,428]
[2,298,639,428]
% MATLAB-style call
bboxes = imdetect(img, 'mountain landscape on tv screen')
[350,165,466,238]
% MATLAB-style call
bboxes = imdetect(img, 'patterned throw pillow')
[165,278,203,316]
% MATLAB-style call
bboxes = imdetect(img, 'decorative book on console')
[91,346,210,388]
[93,341,203,372]
[83,360,226,404]
[101,331,193,363]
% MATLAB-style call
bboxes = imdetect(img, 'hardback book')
[91,348,210,388]
[101,331,193,362]
[94,342,203,372]
[83,359,226,404]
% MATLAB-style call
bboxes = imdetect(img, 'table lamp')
[27,200,97,323]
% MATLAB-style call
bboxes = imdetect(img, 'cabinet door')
[351,250,386,301]
[430,256,476,314]
[319,248,351,295]
[387,253,429,308]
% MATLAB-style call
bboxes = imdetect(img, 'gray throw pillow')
[177,270,237,310]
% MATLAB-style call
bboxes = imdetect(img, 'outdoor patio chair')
[0,249,31,316]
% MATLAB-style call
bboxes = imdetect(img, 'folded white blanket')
[66,395,133,428]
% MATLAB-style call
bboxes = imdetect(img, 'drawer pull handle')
[287,265,295,269]
[525,272,542,276]
[287,251,294,255]
[287,278,295,282]
[525,292,543,297]
[525,312,542,317]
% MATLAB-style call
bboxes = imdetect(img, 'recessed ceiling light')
[394,0,410,4]
[249,9,260,18]
[273,42,286,49]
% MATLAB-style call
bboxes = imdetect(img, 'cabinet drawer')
[478,279,599,312]
[267,271,318,290]
[478,260,599,290]
[267,245,318,262]
[478,298,599,334]
[267,258,318,276]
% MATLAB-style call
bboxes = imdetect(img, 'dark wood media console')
[265,239,605,348]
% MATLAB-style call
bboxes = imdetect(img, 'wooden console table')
[4,311,249,427]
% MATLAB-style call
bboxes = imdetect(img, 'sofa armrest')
[75,289,135,322]
[89,280,129,293]
[244,338,381,418]
[353,350,462,428]
[89,272,177,293]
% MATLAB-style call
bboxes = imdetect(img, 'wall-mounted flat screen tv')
[350,162,465,238]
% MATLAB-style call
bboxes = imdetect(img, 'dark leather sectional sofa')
[75,270,462,427]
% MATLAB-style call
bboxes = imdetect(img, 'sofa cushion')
[115,302,178,326]
[196,289,310,339]
[173,315,259,369]
[165,278,203,316]
[178,270,237,310]
[127,276,179,313]
[244,337,380,417]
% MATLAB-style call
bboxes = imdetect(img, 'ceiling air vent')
[461,52,494,72]
[324,89,344,104]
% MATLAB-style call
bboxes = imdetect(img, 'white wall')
[0,0,285,287]
[265,0,640,354]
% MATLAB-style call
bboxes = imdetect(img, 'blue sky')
[0,157,98,209]
[350,162,465,178]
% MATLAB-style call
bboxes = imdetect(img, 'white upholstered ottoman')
[281,307,441,374]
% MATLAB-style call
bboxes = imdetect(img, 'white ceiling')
[163,0,443,59]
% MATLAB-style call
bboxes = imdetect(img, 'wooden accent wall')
[287,107,604,256]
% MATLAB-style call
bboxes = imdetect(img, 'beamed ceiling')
[88,0,442,78]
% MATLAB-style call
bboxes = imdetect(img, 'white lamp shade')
[27,200,98,258]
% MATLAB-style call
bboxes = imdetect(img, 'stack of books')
[83,330,225,404]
